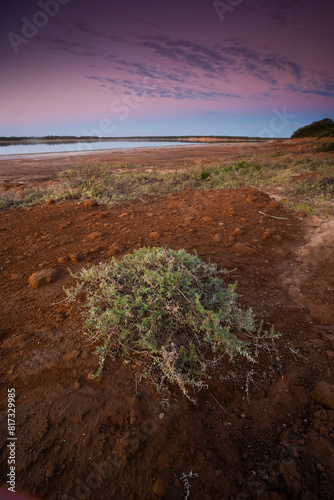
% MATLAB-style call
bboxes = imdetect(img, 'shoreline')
[0,142,270,183]
[0,138,324,184]
[0,137,270,145]
[0,142,236,161]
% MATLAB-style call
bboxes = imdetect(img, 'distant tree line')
[291,118,334,139]
[0,135,100,141]
[0,135,269,142]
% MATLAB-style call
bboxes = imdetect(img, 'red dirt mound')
[0,187,333,499]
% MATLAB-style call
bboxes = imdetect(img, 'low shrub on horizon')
[291,118,334,139]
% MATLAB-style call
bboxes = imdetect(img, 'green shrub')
[315,141,334,152]
[291,118,334,139]
[0,187,48,210]
[0,192,14,210]
[65,247,277,401]
[240,159,263,173]
[234,161,246,171]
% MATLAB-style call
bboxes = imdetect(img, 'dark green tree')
[291,118,334,138]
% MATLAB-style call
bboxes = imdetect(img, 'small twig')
[180,471,198,500]
[51,297,68,306]
[176,287,202,319]
[167,469,177,478]
[287,343,306,360]
[209,391,228,414]
[134,374,140,396]
[258,210,289,220]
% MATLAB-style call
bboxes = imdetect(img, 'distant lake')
[0,140,201,156]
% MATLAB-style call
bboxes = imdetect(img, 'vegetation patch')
[291,118,334,139]
[315,141,334,152]
[1,156,333,215]
[65,247,277,401]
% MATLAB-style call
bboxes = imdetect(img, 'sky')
[1,0,334,138]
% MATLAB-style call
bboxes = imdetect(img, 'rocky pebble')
[107,244,123,256]
[149,232,160,239]
[28,268,59,288]
[130,409,143,426]
[232,242,259,255]
[57,256,70,264]
[269,201,280,210]
[152,479,166,497]
[2,334,30,349]
[87,231,104,240]
[69,253,82,262]
[84,199,97,208]
[213,233,223,242]
[312,381,334,409]
[232,227,242,237]
[279,460,301,498]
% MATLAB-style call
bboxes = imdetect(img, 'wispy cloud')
[243,0,305,27]
[288,84,334,99]
[70,20,104,38]
[266,0,304,26]
[134,34,304,86]
[39,20,334,102]
[85,73,243,101]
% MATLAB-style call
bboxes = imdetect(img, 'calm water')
[0,140,200,156]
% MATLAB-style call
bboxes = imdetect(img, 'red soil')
[1,186,334,499]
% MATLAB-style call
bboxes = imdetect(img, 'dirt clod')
[149,231,160,239]
[28,268,59,287]
[69,253,82,262]
[153,478,167,497]
[312,381,334,409]
[84,198,97,207]
[232,242,259,255]
[130,410,143,426]
[213,233,223,242]
[57,256,70,264]
[87,231,104,240]
[107,243,123,256]
[2,334,30,349]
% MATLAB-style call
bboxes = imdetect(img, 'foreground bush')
[65,247,276,401]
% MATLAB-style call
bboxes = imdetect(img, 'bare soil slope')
[0,187,333,499]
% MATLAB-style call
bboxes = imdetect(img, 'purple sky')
[1,0,334,137]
